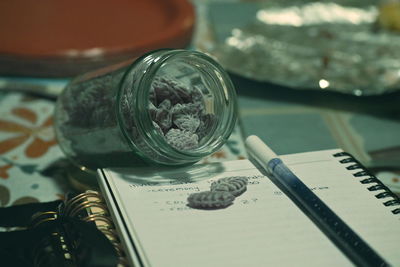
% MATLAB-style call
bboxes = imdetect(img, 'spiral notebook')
[95,149,400,267]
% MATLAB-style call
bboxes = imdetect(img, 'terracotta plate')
[0,0,195,77]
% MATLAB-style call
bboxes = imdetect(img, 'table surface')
[1,0,400,207]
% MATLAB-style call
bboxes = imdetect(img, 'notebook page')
[282,150,400,266]
[99,150,391,267]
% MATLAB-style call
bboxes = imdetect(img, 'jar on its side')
[54,49,237,170]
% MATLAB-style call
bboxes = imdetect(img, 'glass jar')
[54,49,237,170]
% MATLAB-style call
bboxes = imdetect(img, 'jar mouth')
[120,49,237,165]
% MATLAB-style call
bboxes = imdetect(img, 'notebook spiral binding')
[334,152,400,215]
[63,190,129,267]
[29,211,74,267]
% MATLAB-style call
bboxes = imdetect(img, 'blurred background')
[0,0,399,206]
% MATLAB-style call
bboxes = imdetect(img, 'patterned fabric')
[0,93,67,205]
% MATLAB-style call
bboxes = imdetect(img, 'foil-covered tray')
[199,0,400,96]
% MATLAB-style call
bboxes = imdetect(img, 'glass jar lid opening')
[123,50,237,164]
[146,51,236,159]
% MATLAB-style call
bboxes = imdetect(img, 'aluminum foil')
[203,0,400,96]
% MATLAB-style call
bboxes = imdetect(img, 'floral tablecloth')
[0,93,65,205]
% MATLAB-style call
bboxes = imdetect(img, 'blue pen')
[245,135,388,267]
